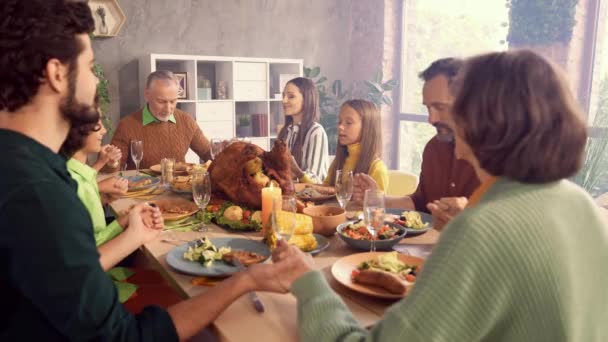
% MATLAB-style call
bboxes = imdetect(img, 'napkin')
[107,267,138,303]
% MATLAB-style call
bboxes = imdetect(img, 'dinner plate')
[125,175,160,192]
[150,197,199,221]
[294,183,336,203]
[385,209,433,236]
[331,252,424,299]
[309,233,330,256]
[166,237,270,277]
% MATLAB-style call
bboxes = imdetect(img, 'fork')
[230,258,264,313]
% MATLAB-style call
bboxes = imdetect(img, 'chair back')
[386,170,418,196]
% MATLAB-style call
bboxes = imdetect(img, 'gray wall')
[92,0,386,126]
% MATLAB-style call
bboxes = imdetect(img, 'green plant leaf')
[364,80,383,94]
[309,67,320,78]
[304,67,312,77]
[331,80,342,97]
[316,76,327,85]
[382,94,393,106]
[374,70,383,84]
[382,79,398,90]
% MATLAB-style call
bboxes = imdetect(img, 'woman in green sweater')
[250,50,608,341]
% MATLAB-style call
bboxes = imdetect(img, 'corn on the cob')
[288,233,318,252]
[273,211,313,235]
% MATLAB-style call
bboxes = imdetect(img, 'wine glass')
[272,194,297,241]
[363,189,385,252]
[335,169,353,210]
[192,171,211,232]
[210,138,223,160]
[130,140,144,176]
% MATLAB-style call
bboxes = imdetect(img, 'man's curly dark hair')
[0,0,94,112]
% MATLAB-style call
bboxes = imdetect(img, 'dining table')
[107,170,440,342]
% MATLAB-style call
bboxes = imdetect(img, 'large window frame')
[396,0,607,172]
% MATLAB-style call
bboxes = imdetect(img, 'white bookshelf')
[139,54,303,162]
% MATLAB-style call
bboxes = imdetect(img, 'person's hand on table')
[98,176,128,204]
[246,239,314,293]
[351,173,378,203]
[124,203,164,244]
[427,196,467,231]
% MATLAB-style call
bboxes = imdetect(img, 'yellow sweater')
[324,143,388,191]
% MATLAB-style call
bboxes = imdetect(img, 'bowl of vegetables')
[336,219,407,251]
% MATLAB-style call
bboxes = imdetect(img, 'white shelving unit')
[139,54,303,163]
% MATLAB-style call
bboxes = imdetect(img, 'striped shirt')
[285,122,329,181]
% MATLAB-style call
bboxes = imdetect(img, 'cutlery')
[230,258,265,313]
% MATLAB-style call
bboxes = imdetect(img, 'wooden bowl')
[302,205,346,236]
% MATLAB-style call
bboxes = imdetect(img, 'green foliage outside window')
[506,0,579,46]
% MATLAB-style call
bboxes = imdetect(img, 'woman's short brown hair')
[452,50,587,183]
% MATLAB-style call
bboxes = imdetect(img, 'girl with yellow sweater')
[324,99,388,190]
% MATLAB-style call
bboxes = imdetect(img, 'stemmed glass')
[363,189,385,252]
[335,169,353,210]
[272,195,297,241]
[192,171,211,232]
[130,140,144,176]
[210,138,223,160]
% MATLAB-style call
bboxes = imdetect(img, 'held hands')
[125,202,164,244]
[246,240,314,293]
[426,197,467,231]
[97,176,128,203]
[290,156,304,179]
[351,173,378,203]
[99,144,122,168]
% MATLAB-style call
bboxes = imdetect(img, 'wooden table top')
[108,171,439,341]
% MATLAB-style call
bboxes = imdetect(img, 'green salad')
[206,201,262,231]
[183,237,231,267]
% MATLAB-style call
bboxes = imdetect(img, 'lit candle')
[261,183,282,233]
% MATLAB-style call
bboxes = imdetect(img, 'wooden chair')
[386,170,419,196]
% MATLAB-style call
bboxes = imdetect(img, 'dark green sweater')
[0,129,178,341]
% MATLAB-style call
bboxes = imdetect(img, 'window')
[397,0,608,197]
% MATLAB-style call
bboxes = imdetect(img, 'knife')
[232,258,265,313]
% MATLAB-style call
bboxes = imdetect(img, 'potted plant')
[303,66,397,154]
[236,115,252,137]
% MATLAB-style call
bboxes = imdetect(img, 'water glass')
[272,194,297,241]
[210,138,224,160]
[335,169,353,210]
[363,189,385,252]
[130,140,144,176]
[192,171,211,231]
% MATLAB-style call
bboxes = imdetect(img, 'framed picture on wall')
[174,72,188,99]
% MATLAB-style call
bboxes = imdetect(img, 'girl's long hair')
[326,99,382,185]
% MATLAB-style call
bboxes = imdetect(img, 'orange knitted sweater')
[106,108,211,170]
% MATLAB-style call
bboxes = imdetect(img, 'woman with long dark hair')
[277,77,329,182]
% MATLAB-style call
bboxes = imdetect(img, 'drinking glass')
[192,171,211,232]
[335,170,353,210]
[363,189,385,252]
[160,157,175,188]
[210,138,224,160]
[130,140,144,176]
[272,194,297,241]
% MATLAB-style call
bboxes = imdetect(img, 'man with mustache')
[105,70,212,171]
[353,58,479,220]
